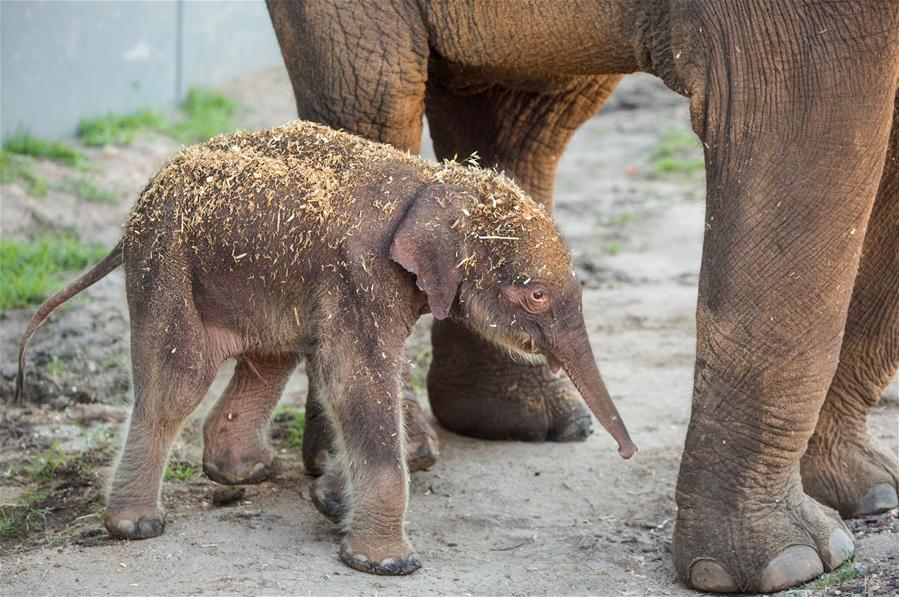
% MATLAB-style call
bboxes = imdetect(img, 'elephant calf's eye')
[522,287,550,313]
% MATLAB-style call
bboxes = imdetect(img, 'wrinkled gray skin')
[266,0,899,592]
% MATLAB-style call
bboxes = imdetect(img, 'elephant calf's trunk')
[555,338,636,459]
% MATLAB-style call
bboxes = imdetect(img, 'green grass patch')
[76,109,166,147]
[77,88,239,147]
[0,490,50,540]
[62,176,119,203]
[607,241,621,256]
[0,234,110,313]
[0,150,48,196]
[273,405,306,450]
[24,444,80,482]
[165,88,238,144]
[44,357,70,377]
[102,352,129,369]
[603,213,634,227]
[164,460,201,482]
[652,128,704,175]
[2,434,114,544]
[818,558,858,588]
[408,346,432,397]
[3,129,83,166]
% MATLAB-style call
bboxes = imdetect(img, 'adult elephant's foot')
[302,393,439,476]
[801,426,899,518]
[674,475,853,593]
[427,320,592,441]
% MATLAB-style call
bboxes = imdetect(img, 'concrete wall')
[1,0,284,141]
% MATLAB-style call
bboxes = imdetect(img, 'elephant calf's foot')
[104,504,166,540]
[801,430,899,518]
[674,487,853,593]
[340,535,421,576]
[202,441,276,485]
[310,472,347,523]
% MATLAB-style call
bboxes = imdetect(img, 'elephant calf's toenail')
[689,559,738,592]
[856,483,898,517]
[826,529,854,569]
[759,545,823,593]
[245,462,269,483]
[379,555,421,576]
[137,518,164,538]
[115,520,136,537]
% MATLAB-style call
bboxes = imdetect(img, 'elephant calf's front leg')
[314,332,420,576]
[303,360,439,477]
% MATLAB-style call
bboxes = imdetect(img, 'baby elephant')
[16,120,635,575]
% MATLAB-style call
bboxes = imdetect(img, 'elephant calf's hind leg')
[105,308,219,539]
[203,353,298,485]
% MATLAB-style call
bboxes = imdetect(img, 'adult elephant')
[266,1,899,592]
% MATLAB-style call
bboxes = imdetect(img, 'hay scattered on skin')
[432,160,570,285]
[125,119,571,287]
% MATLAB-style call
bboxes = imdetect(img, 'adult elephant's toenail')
[855,483,898,517]
[548,414,593,442]
[688,559,738,592]
[826,529,854,569]
[758,545,823,593]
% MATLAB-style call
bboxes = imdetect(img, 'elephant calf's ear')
[389,188,464,320]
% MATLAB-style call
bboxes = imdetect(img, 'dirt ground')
[1,68,897,596]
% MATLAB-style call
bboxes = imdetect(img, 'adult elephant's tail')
[15,239,124,403]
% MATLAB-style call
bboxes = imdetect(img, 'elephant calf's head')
[390,171,636,459]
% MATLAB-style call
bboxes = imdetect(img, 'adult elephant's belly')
[428,56,595,96]
[422,0,641,78]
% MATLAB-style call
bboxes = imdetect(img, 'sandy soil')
[1,69,896,596]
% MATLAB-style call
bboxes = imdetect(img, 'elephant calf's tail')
[15,239,124,403]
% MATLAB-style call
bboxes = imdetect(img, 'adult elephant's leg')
[266,1,427,151]
[669,3,898,592]
[801,91,899,517]
[424,73,621,440]
[267,1,438,472]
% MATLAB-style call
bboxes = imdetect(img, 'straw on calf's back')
[126,120,564,280]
